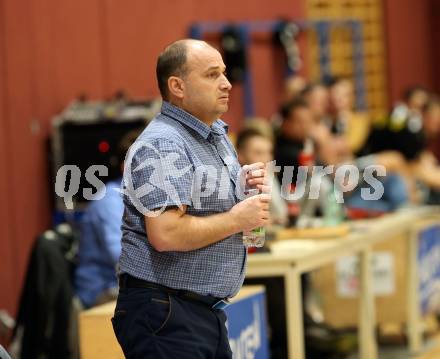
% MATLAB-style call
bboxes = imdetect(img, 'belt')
[119,274,229,310]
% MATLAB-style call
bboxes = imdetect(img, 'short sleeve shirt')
[118,101,246,298]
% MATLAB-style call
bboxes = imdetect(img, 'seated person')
[367,95,440,203]
[236,125,288,226]
[300,82,331,126]
[74,130,140,308]
[275,98,316,183]
[298,86,343,166]
[389,85,429,134]
[327,76,371,155]
[324,77,410,211]
[275,98,341,226]
[406,98,440,196]
[366,86,430,159]
[270,76,307,131]
[275,97,339,183]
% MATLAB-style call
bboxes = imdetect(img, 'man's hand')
[243,162,271,193]
[229,193,271,232]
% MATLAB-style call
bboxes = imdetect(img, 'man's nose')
[220,74,232,91]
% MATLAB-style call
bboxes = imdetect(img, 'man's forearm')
[147,210,242,252]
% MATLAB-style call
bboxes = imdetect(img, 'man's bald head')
[156,39,213,100]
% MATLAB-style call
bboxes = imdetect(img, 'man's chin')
[218,104,229,114]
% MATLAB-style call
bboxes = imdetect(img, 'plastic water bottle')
[243,226,266,248]
[242,189,266,248]
[323,189,345,226]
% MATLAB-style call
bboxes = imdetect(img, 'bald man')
[112,39,270,358]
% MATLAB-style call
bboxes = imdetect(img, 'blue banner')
[225,291,269,359]
[418,225,440,313]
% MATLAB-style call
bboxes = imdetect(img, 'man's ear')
[168,76,184,99]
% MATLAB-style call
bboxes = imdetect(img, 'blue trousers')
[111,287,232,359]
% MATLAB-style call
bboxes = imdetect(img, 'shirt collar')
[161,101,228,139]
[211,119,229,136]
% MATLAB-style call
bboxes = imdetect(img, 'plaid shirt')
[118,101,246,298]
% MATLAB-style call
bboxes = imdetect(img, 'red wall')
[429,0,440,159]
[431,0,440,95]
[0,0,304,316]
[384,0,435,104]
[0,0,15,314]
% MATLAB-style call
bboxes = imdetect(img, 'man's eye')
[208,72,218,78]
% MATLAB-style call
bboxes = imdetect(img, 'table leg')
[285,268,304,359]
[358,248,378,359]
[407,228,422,353]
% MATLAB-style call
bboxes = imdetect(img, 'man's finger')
[243,162,265,172]
[256,184,271,194]
[250,169,265,177]
[248,177,265,185]
[257,193,272,202]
